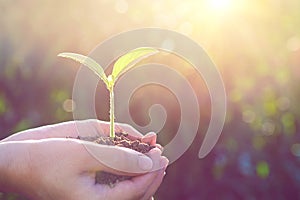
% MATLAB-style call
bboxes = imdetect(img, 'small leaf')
[58,52,108,86]
[112,47,158,82]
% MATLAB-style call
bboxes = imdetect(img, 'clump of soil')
[78,132,156,187]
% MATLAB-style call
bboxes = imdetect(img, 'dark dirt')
[78,132,156,187]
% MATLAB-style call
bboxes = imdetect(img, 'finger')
[141,157,168,200]
[125,167,164,200]
[74,120,139,138]
[140,168,166,200]
[1,121,78,142]
[141,132,157,145]
[1,120,106,142]
[103,170,161,200]
[142,132,164,151]
[154,144,164,152]
[145,148,166,172]
[77,140,155,175]
[115,123,143,138]
[93,121,145,139]
[91,120,110,137]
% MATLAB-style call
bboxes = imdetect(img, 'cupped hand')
[1,120,158,145]
[0,120,168,200]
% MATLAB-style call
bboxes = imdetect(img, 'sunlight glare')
[208,0,233,12]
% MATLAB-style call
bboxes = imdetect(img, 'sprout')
[58,47,158,138]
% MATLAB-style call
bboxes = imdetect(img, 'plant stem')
[109,89,115,138]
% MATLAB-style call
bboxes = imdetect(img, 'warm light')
[207,0,233,12]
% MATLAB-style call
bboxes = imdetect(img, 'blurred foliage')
[1,0,300,199]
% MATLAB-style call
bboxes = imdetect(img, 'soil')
[78,132,156,187]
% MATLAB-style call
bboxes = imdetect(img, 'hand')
[0,120,168,200]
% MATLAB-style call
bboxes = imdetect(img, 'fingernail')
[138,155,153,171]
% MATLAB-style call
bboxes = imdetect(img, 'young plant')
[58,47,158,138]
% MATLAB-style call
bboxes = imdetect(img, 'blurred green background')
[1,0,300,199]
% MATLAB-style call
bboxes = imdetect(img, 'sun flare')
[207,0,233,12]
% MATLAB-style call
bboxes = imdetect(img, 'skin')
[0,120,168,200]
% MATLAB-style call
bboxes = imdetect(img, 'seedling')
[58,47,159,138]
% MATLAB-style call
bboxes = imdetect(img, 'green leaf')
[112,47,158,82]
[58,52,108,86]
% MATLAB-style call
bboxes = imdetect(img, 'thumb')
[78,141,154,175]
